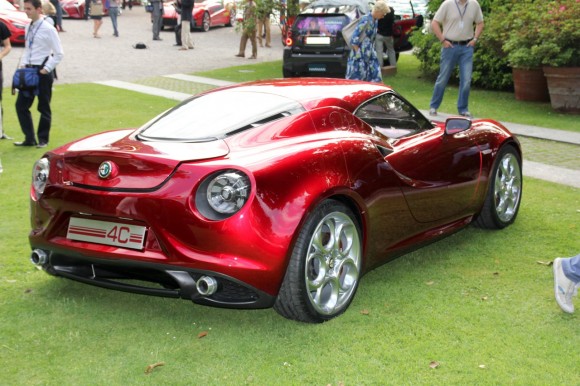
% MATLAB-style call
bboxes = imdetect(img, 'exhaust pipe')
[31,249,48,266]
[196,276,218,296]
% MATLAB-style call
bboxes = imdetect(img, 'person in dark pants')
[178,0,194,50]
[375,5,395,67]
[14,0,64,148]
[122,0,133,10]
[0,21,12,140]
[151,0,163,40]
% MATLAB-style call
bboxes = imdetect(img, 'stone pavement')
[96,75,580,188]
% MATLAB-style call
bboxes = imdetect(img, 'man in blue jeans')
[553,255,580,313]
[428,0,484,118]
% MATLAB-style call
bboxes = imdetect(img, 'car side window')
[355,92,434,139]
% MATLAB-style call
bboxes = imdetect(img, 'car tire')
[201,12,210,32]
[474,145,522,229]
[274,199,362,323]
[282,69,293,78]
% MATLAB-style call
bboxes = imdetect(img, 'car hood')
[57,129,230,190]
[0,9,30,24]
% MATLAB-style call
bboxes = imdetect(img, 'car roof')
[308,0,370,14]
[208,78,392,112]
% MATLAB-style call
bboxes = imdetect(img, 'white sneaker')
[429,108,437,116]
[553,258,577,313]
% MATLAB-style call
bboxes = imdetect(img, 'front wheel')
[274,200,363,323]
[474,145,522,229]
[201,12,210,32]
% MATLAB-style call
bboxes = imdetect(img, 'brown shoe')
[235,53,244,57]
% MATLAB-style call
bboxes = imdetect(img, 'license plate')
[67,217,147,250]
[306,36,331,45]
[308,64,327,72]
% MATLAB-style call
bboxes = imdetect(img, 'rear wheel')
[474,145,522,229]
[274,200,362,323]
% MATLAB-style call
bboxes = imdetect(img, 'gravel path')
[3,7,285,84]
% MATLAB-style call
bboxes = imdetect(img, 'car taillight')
[195,169,251,220]
[286,37,293,46]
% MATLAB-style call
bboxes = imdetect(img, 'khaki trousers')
[257,16,271,46]
[238,30,257,57]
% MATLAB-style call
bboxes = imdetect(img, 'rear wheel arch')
[274,197,365,322]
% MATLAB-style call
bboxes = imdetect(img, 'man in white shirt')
[14,0,64,148]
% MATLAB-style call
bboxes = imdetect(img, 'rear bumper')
[34,247,276,309]
[283,48,348,78]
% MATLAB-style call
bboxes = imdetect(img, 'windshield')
[138,90,305,142]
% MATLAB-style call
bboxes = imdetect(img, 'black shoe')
[0,133,12,140]
[153,37,162,41]
[14,141,37,147]
[36,142,48,148]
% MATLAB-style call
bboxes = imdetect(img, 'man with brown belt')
[429,0,484,118]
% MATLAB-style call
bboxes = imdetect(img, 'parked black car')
[282,0,423,78]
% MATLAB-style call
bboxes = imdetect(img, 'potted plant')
[501,0,550,102]
[535,0,580,113]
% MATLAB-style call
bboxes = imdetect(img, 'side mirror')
[445,117,472,135]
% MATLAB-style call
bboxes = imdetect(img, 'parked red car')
[162,0,235,31]
[29,79,522,323]
[0,0,30,44]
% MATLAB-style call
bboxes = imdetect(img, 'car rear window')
[138,90,305,142]
[293,14,350,38]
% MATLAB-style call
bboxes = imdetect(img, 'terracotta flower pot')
[512,67,550,102]
[543,67,580,114]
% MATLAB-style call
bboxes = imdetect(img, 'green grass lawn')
[0,71,579,385]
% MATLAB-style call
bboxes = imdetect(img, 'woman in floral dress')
[346,1,390,83]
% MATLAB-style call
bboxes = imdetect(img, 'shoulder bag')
[12,67,40,95]
[341,18,359,49]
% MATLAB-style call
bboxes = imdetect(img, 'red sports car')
[29,79,523,323]
[162,0,235,31]
[0,0,30,44]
